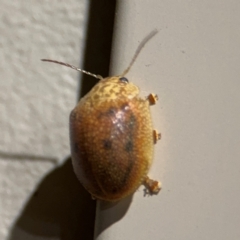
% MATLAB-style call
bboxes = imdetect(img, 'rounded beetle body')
[70,76,154,201]
[42,30,161,201]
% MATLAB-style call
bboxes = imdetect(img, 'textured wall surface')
[0,1,91,239]
[2,1,240,240]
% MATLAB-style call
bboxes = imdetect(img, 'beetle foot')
[153,130,161,144]
[143,176,161,196]
[147,93,158,105]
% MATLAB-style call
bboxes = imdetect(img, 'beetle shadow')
[6,156,132,240]
[7,157,96,240]
[7,0,133,239]
[94,195,133,239]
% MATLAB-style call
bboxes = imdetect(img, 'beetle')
[42,30,161,201]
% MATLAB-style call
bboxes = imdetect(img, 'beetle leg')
[143,176,161,195]
[147,93,158,105]
[153,130,161,144]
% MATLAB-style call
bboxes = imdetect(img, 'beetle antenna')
[121,29,158,77]
[41,59,103,80]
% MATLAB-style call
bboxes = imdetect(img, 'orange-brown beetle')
[42,30,161,201]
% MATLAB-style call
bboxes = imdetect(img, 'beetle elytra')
[42,30,161,201]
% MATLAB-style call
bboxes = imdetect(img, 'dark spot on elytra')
[107,107,117,116]
[103,139,112,150]
[120,155,135,188]
[128,114,136,129]
[125,140,133,152]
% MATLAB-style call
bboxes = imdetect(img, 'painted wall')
[1,1,240,240]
